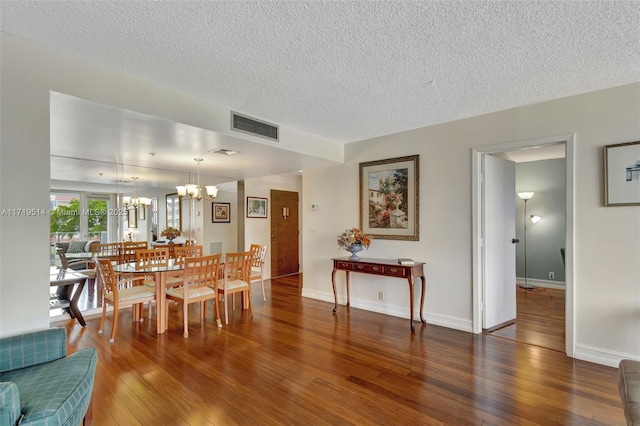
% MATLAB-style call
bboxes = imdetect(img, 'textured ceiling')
[2,0,639,145]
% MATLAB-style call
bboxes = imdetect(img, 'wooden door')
[483,154,517,330]
[270,190,299,278]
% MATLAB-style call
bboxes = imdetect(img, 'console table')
[331,257,426,332]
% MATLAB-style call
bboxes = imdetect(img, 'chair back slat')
[249,244,267,268]
[121,241,148,263]
[94,242,120,256]
[183,254,222,291]
[174,245,204,266]
[224,251,253,282]
[135,248,170,270]
[96,258,120,298]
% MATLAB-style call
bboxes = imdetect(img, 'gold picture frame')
[604,140,640,206]
[359,155,419,240]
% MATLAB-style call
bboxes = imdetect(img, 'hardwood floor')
[53,276,625,425]
[488,287,566,352]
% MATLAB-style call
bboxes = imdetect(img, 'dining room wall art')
[604,140,640,206]
[246,196,268,218]
[212,202,231,223]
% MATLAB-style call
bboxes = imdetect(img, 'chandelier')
[122,177,151,219]
[176,158,219,201]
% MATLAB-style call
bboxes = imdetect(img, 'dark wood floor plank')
[53,275,625,425]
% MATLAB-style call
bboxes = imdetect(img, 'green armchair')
[0,328,97,425]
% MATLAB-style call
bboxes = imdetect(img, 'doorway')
[472,134,575,356]
[270,189,300,279]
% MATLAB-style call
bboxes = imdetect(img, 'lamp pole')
[517,192,535,290]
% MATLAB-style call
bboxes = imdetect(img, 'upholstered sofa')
[0,328,98,425]
[619,359,640,426]
[55,240,99,254]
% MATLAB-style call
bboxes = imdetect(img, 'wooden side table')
[331,257,426,332]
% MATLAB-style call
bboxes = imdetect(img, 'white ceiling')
[2,1,639,186]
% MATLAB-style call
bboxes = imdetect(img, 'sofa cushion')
[0,348,97,426]
[0,382,20,425]
[66,241,87,253]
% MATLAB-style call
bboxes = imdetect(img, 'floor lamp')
[517,191,535,290]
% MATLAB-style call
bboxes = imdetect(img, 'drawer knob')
[390,268,398,273]
[373,267,380,271]
[357,265,364,269]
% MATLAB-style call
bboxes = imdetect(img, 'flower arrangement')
[337,227,371,250]
[161,227,181,241]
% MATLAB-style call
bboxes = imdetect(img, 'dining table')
[49,266,88,326]
[112,258,247,335]
[112,261,183,334]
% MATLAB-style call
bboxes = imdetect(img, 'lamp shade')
[517,191,534,200]
[205,185,219,197]
[530,215,542,224]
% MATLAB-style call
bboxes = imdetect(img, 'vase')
[346,244,363,261]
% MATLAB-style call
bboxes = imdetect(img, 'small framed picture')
[604,141,640,206]
[247,196,268,218]
[212,202,230,223]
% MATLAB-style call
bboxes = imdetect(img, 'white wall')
[303,83,640,364]
[244,173,302,279]
[0,33,328,336]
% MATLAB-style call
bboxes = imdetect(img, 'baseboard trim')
[575,344,640,368]
[301,289,473,333]
[516,277,565,290]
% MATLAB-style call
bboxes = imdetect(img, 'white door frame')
[472,133,575,357]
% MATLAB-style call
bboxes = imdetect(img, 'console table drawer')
[352,263,384,274]
[335,261,354,270]
[384,266,407,278]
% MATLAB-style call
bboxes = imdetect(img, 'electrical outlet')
[378,291,384,300]
[548,271,555,280]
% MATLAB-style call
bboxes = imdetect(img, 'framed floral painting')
[359,155,419,240]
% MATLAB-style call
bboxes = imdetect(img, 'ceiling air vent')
[231,111,279,142]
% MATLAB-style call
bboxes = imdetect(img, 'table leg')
[407,276,415,332]
[331,268,338,313]
[156,272,167,334]
[345,271,350,307]
[69,279,87,327]
[419,274,426,324]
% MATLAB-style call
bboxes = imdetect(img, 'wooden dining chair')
[121,241,148,264]
[135,247,170,270]
[217,251,253,325]
[249,244,268,302]
[96,258,156,343]
[92,242,120,256]
[135,247,170,316]
[165,254,223,338]
[173,245,203,266]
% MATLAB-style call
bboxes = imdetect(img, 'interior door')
[270,190,299,278]
[483,154,517,330]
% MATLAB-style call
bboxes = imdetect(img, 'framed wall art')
[212,202,231,223]
[604,141,640,206]
[247,196,268,218]
[360,155,419,240]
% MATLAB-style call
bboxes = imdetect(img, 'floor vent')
[231,111,279,142]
